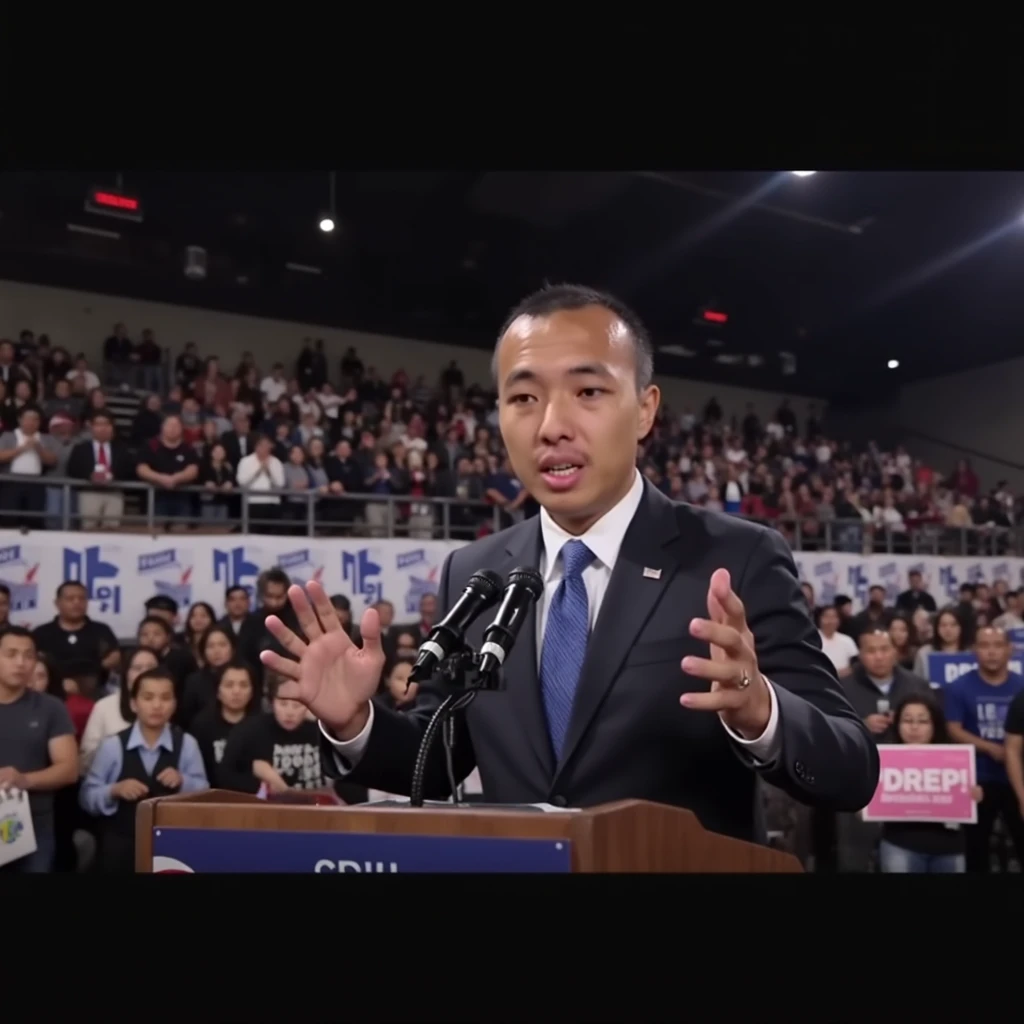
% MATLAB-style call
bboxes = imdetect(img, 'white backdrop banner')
[791,553,1024,610]
[0,531,463,638]
[1,531,1021,638]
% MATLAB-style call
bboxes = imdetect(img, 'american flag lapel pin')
[642,567,662,580]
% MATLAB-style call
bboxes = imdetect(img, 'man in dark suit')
[220,410,260,467]
[261,284,878,842]
[66,411,134,530]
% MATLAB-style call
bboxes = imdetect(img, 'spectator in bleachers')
[80,666,208,873]
[67,410,132,530]
[136,615,195,698]
[913,605,972,677]
[79,647,159,775]
[178,625,238,729]
[888,614,918,671]
[32,581,121,676]
[896,569,938,615]
[218,672,327,795]
[944,626,1024,873]
[188,659,258,787]
[236,434,285,532]
[0,583,10,632]
[879,692,982,873]
[0,405,58,527]
[816,605,858,678]
[0,626,78,874]
[136,412,201,523]
[181,602,216,661]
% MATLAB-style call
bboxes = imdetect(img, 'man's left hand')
[680,568,772,740]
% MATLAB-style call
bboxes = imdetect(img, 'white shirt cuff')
[720,677,781,764]
[318,702,375,775]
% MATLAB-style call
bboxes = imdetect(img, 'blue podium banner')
[151,827,573,873]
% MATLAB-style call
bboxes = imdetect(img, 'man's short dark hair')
[146,595,179,615]
[57,580,87,598]
[259,568,290,596]
[493,283,654,391]
[0,625,34,645]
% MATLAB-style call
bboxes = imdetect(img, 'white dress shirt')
[236,453,285,504]
[322,469,781,777]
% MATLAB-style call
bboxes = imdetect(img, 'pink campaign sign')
[862,745,977,824]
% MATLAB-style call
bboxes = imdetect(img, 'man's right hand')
[112,779,150,801]
[260,580,385,739]
[865,713,891,735]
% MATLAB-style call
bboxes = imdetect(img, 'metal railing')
[0,475,502,540]
[0,474,1020,553]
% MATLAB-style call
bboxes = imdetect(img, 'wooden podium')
[136,790,802,873]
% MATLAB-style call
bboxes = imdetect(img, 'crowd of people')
[765,570,1024,873]
[0,323,1018,550]
[0,567,438,872]
[1,318,1023,876]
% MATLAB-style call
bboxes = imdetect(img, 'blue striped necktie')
[539,539,595,761]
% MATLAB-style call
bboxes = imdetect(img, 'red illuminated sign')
[85,186,143,222]
[703,310,728,324]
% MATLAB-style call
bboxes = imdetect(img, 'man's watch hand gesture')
[679,568,773,740]
[260,580,385,739]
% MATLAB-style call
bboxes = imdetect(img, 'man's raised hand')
[260,580,385,737]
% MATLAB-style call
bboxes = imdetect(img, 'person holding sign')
[878,692,983,873]
[945,626,1024,872]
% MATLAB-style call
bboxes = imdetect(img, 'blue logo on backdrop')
[277,549,325,586]
[965,563,986,584]
[152,827,572,873]
[213,547,261,599]
[992,561,1010,582]
[0,544,39,612]
[877,561,900,603]
[812,560,837,606]
[397,549,440,615]
[938,565,959,601]
[137,549,193,608]
[342,549,382,606]
[63,546,121,614]
[848,564,869,606]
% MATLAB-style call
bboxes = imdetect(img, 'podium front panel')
[151,826,573,873]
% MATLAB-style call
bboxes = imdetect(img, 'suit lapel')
[498,518,556,781]
[554,482,682,781]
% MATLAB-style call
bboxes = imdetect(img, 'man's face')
[138,621,170,652]
[262,582,288,612]
[226,589,250,619]
[976,627,1010,675]
[496,306,658,529]
[859,631,896,678]
[868,587,885,609]
[909,572,922,591]
[0,633,35,691]
[57,584,88,622]
[419,594,437,626]
[147,607,177,629]
[273,696,307,730]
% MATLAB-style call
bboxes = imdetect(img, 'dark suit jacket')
[325,482,879,843]
[220,431,261,468]
[66,439,134,482]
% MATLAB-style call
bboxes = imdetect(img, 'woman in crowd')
[178,625,238,729]
[878,692,982,873]
[913,605,972,679]
[188,659,258,787]
[181,601,216,664]
[888,613,918,671]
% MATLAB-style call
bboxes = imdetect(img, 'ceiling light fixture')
[319,216,335,233]
[887,359,900,369]
[791,171,817,177]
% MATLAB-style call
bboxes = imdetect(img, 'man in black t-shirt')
[31,581,120,675]
[136,414,200,523]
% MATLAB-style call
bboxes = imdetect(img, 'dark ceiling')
[0,169,1022,403]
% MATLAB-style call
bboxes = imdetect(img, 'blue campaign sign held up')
[927,651,1024,688]
[151,828,573,873]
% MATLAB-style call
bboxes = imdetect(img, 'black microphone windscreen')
[507,567,544,598]
[467,569,504,599]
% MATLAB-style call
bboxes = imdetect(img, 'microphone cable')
[409,690,475,808]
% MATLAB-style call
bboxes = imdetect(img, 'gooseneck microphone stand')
[408,644,503,808]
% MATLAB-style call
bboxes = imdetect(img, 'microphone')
[476,567,545,678]
[409,569,504,683]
